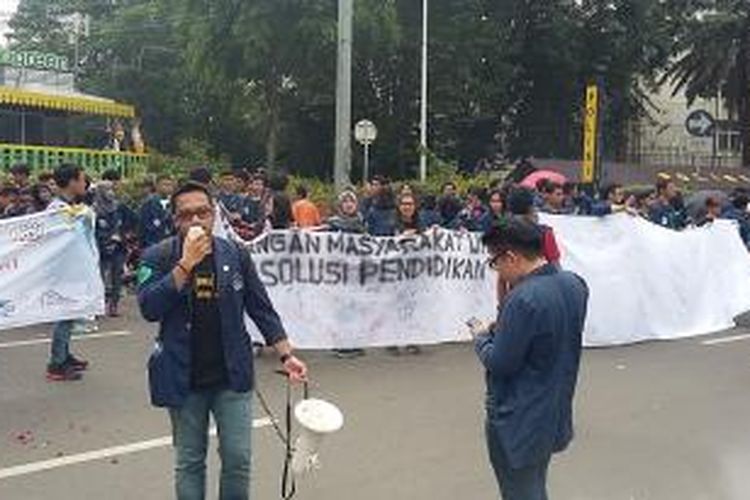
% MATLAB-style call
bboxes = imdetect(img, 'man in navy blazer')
[474,217,588,500]
[137,181,307,500]
[138,174,175,249]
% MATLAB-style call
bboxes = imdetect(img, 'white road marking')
[701,333,750,346]
[0,417,273,480]
[0,330,132,349]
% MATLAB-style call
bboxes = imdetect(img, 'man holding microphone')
[137,181,307,500]
[472,217,588,500]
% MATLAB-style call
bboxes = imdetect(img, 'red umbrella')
[520,170,567,189]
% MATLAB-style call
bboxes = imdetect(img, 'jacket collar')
[516,262,558,286]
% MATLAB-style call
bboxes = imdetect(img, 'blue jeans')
[50,320,74,366]
[485,419,551,500]
[169,389,253,500]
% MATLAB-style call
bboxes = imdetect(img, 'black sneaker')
[65,355,89,372]
[46,363,82,382]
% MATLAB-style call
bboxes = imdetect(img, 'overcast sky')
[0,0,18,14]
[0,0,18,45]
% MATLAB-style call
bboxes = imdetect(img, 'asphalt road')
[2,299,750,500]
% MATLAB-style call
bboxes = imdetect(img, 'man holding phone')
[473,217,588,500]
[137,181,307,500]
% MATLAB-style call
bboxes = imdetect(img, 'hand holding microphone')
[180,226,211,272]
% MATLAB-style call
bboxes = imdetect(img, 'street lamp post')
[419,0,428,182]
[334,0,353,192]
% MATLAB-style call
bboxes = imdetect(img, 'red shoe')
[46,363,82,381]
[65,355,89,372]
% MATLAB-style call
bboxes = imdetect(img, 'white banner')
[0,208,105,331]
[246,229,494,348]
[543,214,750,346]
[244,215,750,348]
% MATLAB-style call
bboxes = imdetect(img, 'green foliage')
[661,0,750,165]
[145,139,231,178]
[8,0,725,175]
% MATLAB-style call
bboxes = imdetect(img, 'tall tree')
[662,0,750,166]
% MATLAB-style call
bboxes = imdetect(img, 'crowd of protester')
[2,162,750,327]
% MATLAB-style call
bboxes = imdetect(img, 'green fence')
[0,144,148,178]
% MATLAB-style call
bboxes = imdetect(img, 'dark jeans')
[100,252,125,304]
[485,419,551,500]
[169,389,252,500]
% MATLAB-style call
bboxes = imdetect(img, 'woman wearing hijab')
[325,190,367,358]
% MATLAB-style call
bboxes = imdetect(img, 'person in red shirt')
[291,185,322,228]
[506,187,561,265]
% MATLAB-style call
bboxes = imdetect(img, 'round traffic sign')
[685,110,715,138]
[354,119,377,145]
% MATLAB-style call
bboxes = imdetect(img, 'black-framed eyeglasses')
[486,253,503,270]
[486,247,513,269]
[174,206,213,223]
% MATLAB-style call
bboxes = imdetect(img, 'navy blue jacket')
[139,195,173,248]
[95,207,128,258]
[366,207,396,236]
[219,192,245,214]
[478,211,501,234]
[649,200,686,230]
[475,264,588,468]
[137,236,287,408]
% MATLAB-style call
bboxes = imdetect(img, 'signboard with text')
[582,84,599,184]
[0,48,69,72]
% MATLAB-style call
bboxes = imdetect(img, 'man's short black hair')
[442,181,457,191]
[102,168,122,182]
[656,178,673,194]
[469,186,485,198]
[536,178,552,192]
[10,163,30,176]
[732,193,749,210]
[269,172,289,192]
[53,163,84,189]
[296,185,309,198]
[482,216,544,259]
[601,183,622,201]
[156,173,172,183]
[234,169,250,183]
[506,187,536,216]
[170,181,214,213]
[542,181,562,194]
[189,166,213,186]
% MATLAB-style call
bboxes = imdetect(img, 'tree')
[662,1,750,166]
[7,0,75,53]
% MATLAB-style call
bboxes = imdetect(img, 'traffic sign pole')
[355,119,377,183]
[363,143,370,184]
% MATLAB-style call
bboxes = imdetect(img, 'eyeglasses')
[174,206,213,222]
[486,251,509,270]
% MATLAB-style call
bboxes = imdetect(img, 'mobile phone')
[466,317,485,336]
